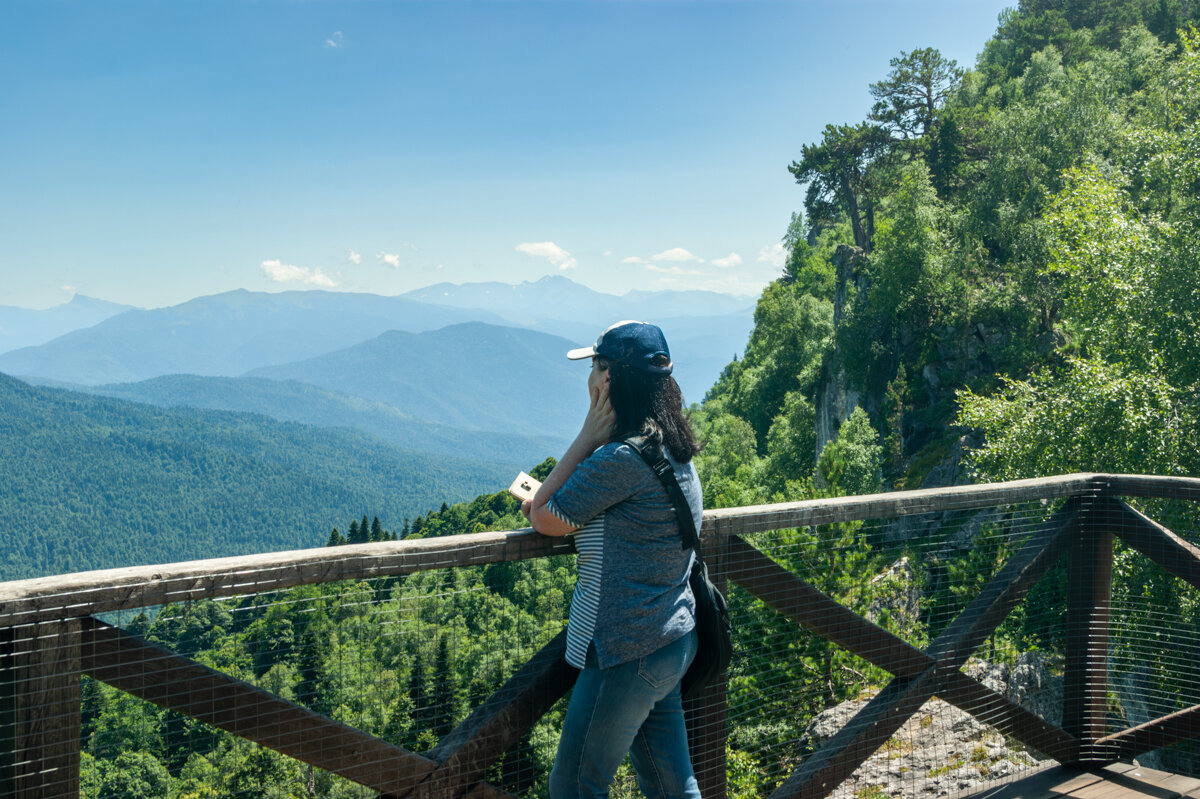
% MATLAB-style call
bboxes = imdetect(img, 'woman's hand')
[527,360,613,537]
[579,379,616,452]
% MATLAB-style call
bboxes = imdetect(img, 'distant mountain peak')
[67,294,135,312]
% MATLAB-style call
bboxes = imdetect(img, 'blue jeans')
[550,629,701,799]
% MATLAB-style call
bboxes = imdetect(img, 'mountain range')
[0,289,505,385]
[1,277,754,576]
[0,278,752,394]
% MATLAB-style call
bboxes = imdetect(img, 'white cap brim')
[566,346,596,360]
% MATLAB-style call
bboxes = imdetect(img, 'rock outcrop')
[797,653,1060,797]
[815,245,868,463]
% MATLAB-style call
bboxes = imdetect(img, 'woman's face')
[588,358,610,396]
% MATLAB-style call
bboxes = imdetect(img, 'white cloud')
[261,259,338,288]
[757,243,787,269]
[651,247,702,263]
[377,252,402,268]
[602,250,613,257]
[621,256,649,265]
[348,249,362,265]
[515,241,578,271]
[325,31,344,49]
[711,252,743,269]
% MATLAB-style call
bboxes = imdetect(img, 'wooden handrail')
[1,472,1169,627]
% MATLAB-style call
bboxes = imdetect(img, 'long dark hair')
[597,355,701,463]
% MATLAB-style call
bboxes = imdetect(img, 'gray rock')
[799,655,1053,798]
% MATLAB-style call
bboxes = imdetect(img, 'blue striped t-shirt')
[546,441,701,670]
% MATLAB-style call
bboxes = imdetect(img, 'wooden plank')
[415,630,577,798]
[685,678,729,799]
[1063,499,1114,763]
[0,620,81,799]
[1097,704,1200,761]
[951,765,1099,799]
[1052,769,1108,793]
[703,474,1101,539]
[79,617,440,796]
[687,538,730,799]
[1073,766,1182,799]
[1110,501,1200,592]
[1139,772,1200,796]
[726,535,1077,761]
[1102,476,1200,504]
[769,500,1081,799]
[0,530,576,627]
[0,475,1115,627]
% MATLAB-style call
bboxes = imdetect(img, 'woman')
[522,320,704,799]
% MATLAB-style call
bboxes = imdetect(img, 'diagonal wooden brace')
[767,499,1081,799]
[404,630,578,799]
[1097,702,1200,760]
[79,617,513,798]
[1109,498,1200,592]
[726,535,1076,761]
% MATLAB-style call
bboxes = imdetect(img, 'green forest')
[56,1,1200,797]
[0,373,509,579]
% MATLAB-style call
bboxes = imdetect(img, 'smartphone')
[508,472,542,503]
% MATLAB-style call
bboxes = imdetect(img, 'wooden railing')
[4,474,1200,798]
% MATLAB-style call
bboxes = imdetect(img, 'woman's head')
[569,321,700,462]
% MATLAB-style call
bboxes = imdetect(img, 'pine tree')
[326,528,345,547]
[371,516,383,542]
[406,648,431,750]
[432,635,456,739]
[347,520,360,544]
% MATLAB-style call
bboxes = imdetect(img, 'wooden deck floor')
[963,763,1200,799]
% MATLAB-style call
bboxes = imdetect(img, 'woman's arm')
[523,378,615,536]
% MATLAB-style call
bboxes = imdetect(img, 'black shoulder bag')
[623,436,732,699]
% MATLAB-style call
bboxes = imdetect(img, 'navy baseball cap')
[567,320,673,374]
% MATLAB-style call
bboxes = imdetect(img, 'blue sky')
[1,0,1011,310]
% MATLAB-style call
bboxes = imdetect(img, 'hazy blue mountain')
[404,276,755,401]
[249,322,587,439]
[0,289,508,385]
[0,372,516,580]
[0,294,135,355]
[80,374,567,470]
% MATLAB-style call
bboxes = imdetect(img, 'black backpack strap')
[621,436,702,553]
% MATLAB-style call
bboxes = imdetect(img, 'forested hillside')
[0,373,511,579]
[60,3,1200,797]
[694,1,1200,506]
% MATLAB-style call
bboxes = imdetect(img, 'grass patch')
[927,756,965,778]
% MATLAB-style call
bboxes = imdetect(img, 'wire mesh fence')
[77,558,575,799]
[3,476,1200,799]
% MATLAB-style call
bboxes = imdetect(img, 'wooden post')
[0,620,81,799]
[1063,495,1115,764]
[686,534,728,799]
